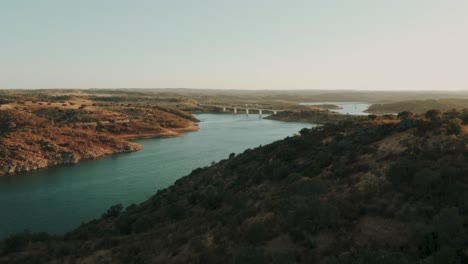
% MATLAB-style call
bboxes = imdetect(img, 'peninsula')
[0,90,198,175]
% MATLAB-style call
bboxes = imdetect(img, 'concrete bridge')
[200,104,284,117]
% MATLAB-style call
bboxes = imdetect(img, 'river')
[300,102,371,115]
[0,114,311,238]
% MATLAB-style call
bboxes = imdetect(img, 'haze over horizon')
[1,1,468,91]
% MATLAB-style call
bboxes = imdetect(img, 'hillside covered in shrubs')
[366,99,468,114]
[2,109,468,263]
[264,109,357,124]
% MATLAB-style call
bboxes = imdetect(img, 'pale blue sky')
[1,0,467,90]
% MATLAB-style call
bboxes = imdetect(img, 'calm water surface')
[300,102,371,115]
[0,114,311,238]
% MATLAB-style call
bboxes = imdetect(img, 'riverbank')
[0,114,310,239]
[265,109,364,124]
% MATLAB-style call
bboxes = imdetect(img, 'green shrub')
[102,204,123,218]
[412,168,440,193]
[234,247,270,264]
[2,231,31,254]
[447,118,462,135]
[434,207,466,247]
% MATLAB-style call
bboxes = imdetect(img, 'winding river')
[0,114,311,238]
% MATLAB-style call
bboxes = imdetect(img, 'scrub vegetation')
[2,108,468,263]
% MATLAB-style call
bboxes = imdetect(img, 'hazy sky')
[1,1,468,90]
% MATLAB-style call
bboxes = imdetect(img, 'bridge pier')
[246,109,249,116]
[234,107,237,114]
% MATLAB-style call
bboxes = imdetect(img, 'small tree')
[299,128,311,135]
[425,109,442,121]
[397,111,414,120]
[447,118,462,135]
[102,204,123,218]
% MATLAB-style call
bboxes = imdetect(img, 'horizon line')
[1,87,468,92]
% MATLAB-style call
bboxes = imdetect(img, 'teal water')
[300,102,371,115]
[0,114,311,238]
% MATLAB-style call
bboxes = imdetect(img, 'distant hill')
[2,110,468,263]
[367,98,468,114]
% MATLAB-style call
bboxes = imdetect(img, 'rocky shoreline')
[0,144,141,176]
[0,126,203,176]
[0,125,203,176]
